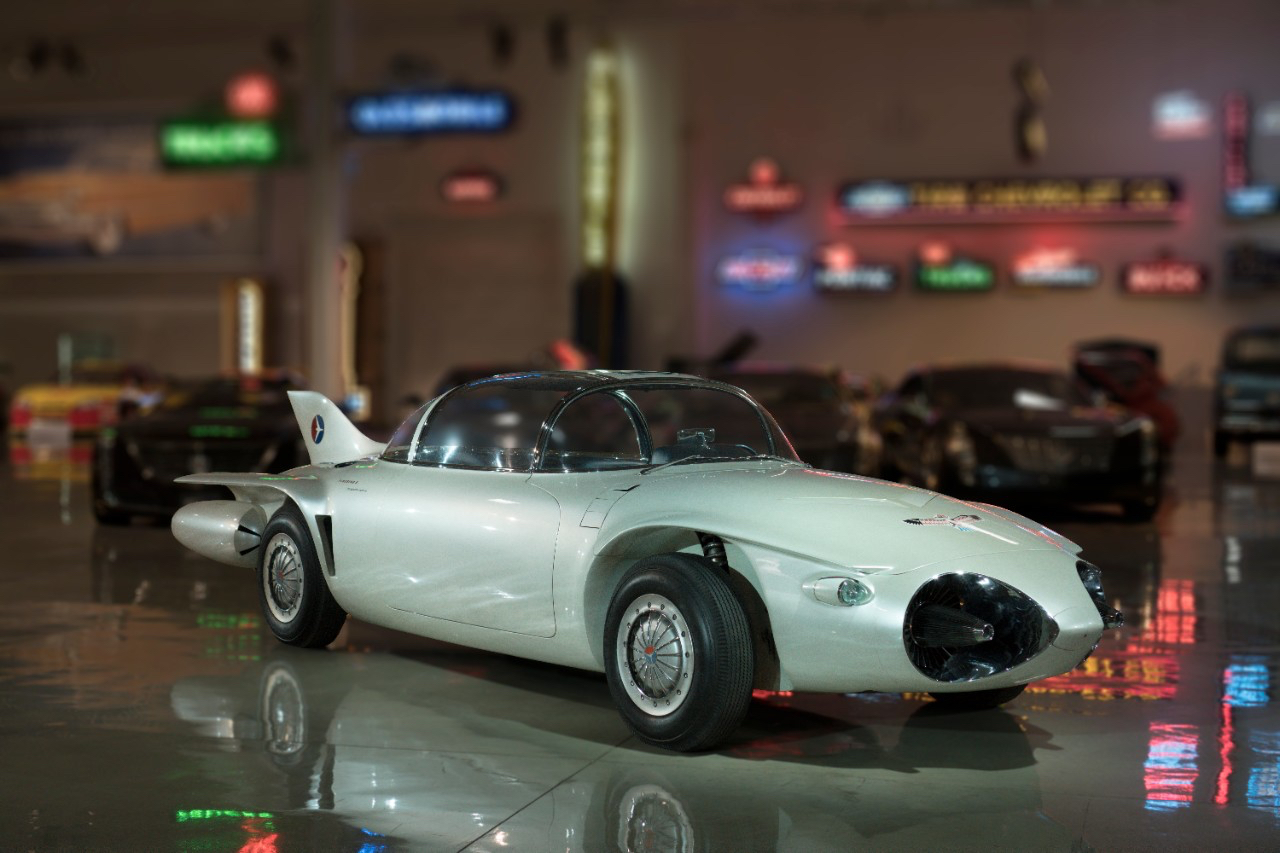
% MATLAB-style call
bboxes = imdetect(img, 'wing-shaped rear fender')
[287,390,385,465]
[172,472,333,572]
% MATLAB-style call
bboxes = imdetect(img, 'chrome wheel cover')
[263,532,303,624]
[615,593,694,717]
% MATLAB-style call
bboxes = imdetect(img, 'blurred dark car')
[92,373,306,524]
[1072,338,1180,460]
[709,363,881,475]
[1215,326,1280,458]
[875,363,1161,520]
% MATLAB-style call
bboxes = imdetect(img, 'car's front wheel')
[258,504,347,648]
[929,684,1026,710]
[604,553,754,752]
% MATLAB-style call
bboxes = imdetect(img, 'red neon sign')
[1122,258,1208,295]
[723,157,803,216]
[225,72,278,119]
[440,170,504,203]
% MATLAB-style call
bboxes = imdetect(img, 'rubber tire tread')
[605,552,754,752]
[258,503,347,649]
[928,683,1026,710]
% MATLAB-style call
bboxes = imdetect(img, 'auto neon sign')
[838,177,1182,224]
[1122,255,1208,295]
[723,158,803,216]
[717,248,801,291]
[347,89,515,135]
[914,242,994,291]
[1012,247,1101,288]
[811,242,896,292]
[160,119,280,167]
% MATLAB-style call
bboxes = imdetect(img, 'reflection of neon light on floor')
[1145,723,1199,811]
[1248,732,1280,818]
[1030,651,1179,701]
[1144,579,1198,646]
[1224,656,1271,708]
[1216,698,1235,806]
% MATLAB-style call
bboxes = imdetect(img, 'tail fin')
[287,390,386,465]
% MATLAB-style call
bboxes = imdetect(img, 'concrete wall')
[685,0,1280,386]
[1,0,1278,409]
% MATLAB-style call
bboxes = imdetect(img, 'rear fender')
[172,472,333,573]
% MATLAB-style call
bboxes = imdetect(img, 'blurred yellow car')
[8,361,159,438]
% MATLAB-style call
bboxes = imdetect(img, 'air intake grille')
[904,573,1058,682]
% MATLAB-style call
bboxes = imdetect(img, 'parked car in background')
[92,373,305,524]
[1072,338,1180,460]
[875,363,1161,521]
[8,360,160,439]
[1215,326,1280,458]
[170,371,1121,751]
[708,363,881,475]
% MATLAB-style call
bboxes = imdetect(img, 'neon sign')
[160,120,280,167]
[723,158,803,216]
[1122,255,1208,295]
[837,177,1182,224]
[347,90,515,135]
[440,170,504,203]
[1224,93,1280,218]
[1012,247,1100,288]
[225,72,278,119]
[811,242,896,292]
[1153,90,1210,140]
[718,248,801,291]
[914,242,994,291]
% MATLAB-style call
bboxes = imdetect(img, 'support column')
[303,0,345,399]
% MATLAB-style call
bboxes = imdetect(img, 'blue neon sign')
[347,90,515,135]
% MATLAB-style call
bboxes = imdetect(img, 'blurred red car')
[1072,339,1180,460]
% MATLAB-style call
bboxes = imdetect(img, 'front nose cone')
[1051,604,1105,652]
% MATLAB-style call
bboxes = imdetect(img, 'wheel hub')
[263,532,303,623]
[615,593,694,717]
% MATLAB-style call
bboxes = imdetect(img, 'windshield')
[1225,331,1280,372]
[927,368,1090,411]
[382,377,800,472]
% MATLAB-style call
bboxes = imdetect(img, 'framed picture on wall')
[0,119,265,262]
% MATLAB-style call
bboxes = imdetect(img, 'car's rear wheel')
[604,553,753,752]
[258,504,346,648]
[929,684,1026,710]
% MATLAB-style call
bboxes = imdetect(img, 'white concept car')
[171,371,1122,752]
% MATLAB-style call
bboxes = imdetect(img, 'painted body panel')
[172,375,1110,699]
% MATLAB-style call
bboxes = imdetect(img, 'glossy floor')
[1,436,1278,852]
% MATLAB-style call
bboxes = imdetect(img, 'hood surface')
[606,462,1070,574]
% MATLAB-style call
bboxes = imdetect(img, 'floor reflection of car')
[8,360,160,439]
[1214,326,1280,458]
[708,363,882,476]
[171,651,1072,850]
[1073,338,1180,461]
[875,363,1161,521]
[92,373,306,524]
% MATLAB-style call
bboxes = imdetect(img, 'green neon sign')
[175,809,274,822]
[916,260,995,291]
[161,120,280,166]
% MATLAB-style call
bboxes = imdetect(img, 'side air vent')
[904,573,1058,683]
[316,515,336,576]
